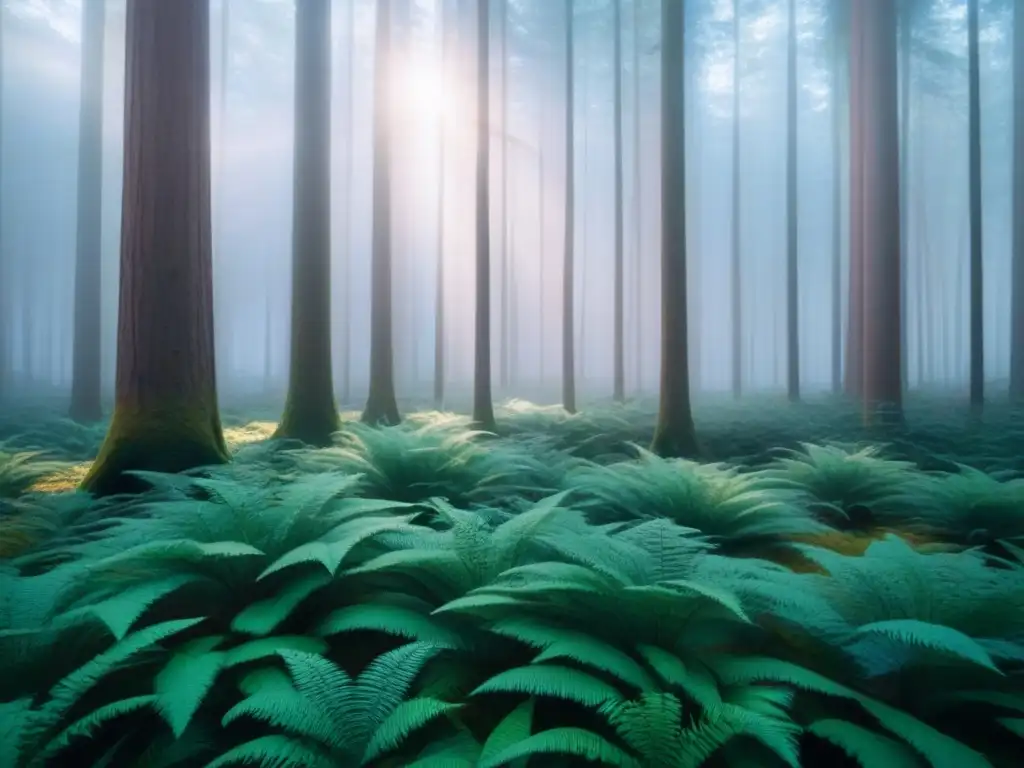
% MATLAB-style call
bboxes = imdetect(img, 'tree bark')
[499,0,509,391]
[213,0,230,389]
[0,7,6,398]
[340,0,355,406]
[81,0,229,496]
[69,0,106,423]
[1012,0,1024,400]
[899,0,911,391]
[845,0,864,400]
[632,0,643,395]
[731,0,742,398]
[612,0,625,402]
[967,0,984,409]
[785,0,800,402]
[850,0,902,422]
[433,0,450,409]
[830,0,843,394]
[562,0,577,414]
[275,0,339,445]
[472,0,496,430]
[363,0,402,426]
[651,0,698,459]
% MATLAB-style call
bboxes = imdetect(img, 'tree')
[967,0,983,409]
[0,4,7,398]
[434,0,451,409]
[731,0,743,398]
[472,0,496,430]
[785,0,800,402]
[81,0,229,496]
[339,0,355,405]
[1012,0,1024,400]
[632,0,643,395]
[849,0,902,421]
[363,0,402,426]
[650,0,698,458]
[612,0,625,402]
[499,0,510,391]
[70,0,106,424]
[830,0,843,394]
[562,0,577,414]
[214,0,230,387]
[275,0,339,445]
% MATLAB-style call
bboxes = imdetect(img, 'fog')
[0,0,1015,410]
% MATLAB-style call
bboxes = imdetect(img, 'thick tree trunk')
[651,0,698,459]
[1012,0,1024,399]
[562,0,577,414]
[785,0,800,402]
[363,0,401,426]
[850,0,902,422]
[845,0,864,400]
[967,0,984,409]
[612,0,625,402]
[70,0,106,423]
[275,0,339,445]
[81,0,228,496]
[472,0,496,430]
[731,0,742,398]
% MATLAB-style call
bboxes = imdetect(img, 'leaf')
[362,698,462,764]
[809,719,923,768]
[316,603,464,648]
[480,699,535,762]
[224,636,329,668]
[154,636,227,738]
[478,727,638,768]
[93,540,264,570]
[231,571,332,636]
[55,574,200,640]
[855,619,1002,673]
[635,644,722,709]
[998,718,1024,738]
[34,695,155,764]
[471,665,624,709]
[204,735,336,768]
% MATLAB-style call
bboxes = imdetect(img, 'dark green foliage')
[0,396,1023,766]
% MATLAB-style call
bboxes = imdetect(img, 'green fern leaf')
[361,697,462,764]
[278,650,359,748]
[857,697,993,768]
[431,592,525,616]
[55,574,200,640]
[0,699,31,768]
[223,635,328,667]
[659,579,751,623]
[808,719,923,768]
[237,666,295,697]
[405,730,483,766]
[231,571,332,636]
[480,699,535,763]
[204,735,335,768]
[316,603,464,648]
[33,695,155,765]
[154,635,227,738]
[222,686,339,748]
[477,726,638,768]
[998,718,1024,738]
[855,619,1002,673]
[471,664,624,709]
[635,644,722,709]
[93,540,264,570]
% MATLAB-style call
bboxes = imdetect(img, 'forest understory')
[0,394,1022,767]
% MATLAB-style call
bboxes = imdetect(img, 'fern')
[808,719,923,768]
[471,664,625,708]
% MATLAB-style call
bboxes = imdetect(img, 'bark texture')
[967,0,984,409]
[561,0,577,414]
[81,0,229,496]
[362,0,402,426]
[70,0,106,424]
[651,0,699,459]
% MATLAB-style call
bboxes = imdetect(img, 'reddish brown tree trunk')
[275,0,339,445]
[81,0,228,496]
[70,0,106,423]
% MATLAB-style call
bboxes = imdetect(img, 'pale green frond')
[635,644,722,709]
[808,719,924,768]
[481,699,535,762]
[315,603,465,648]
[223,635,329,668]
[54,574,200,640]
[204,735,335,768]
[854,619,1003,673]
[361,697,462,764]
[472,664,624,709]
[231,571,332,636]
[477,726,639,768]
[603,693,684,766]
[153,636,227,738]
[221,687,339,748]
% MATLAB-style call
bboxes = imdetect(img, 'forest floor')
[0,395,1022,767]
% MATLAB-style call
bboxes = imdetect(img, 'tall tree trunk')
[785,0,800,401]
[899,0,911,391]
[434,0,449,409]
[967,0,983,409]
[275,0,338,445]
[537,77,547,386]
[70,0,106,423]
[1012,0,1024,399]
[731,0,742,398]
[81,0,229,496]
[632,0,643,395]
[340,0,354,405]
[850,0,902,422]
[651,0,698,458]
[612,0,625,402]
[498,0,509,390]
[472,0,496,430]
[845,0,865,399]
[562,0,577,414]
[363,0,401,425]
[830,0,842,394]
[214,0,230,389]
[0,6,6,398]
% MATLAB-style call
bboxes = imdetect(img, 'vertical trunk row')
[612,0,625,403]
[830,0,843,394]
[1012,0,1024,399]
[81,0,229,496]
[499,0,510,391]
[731,0,742,398]
[845,0,864,399]
[632,0,643,395]
[363,0,402,426]
[70,0,106,423]
[0,7,7,397]
[967,0,984,409]
[651,0,698,458]
[562,0,577,414]
[472,0,496,430]
[899,1,911,389]
[785,0,800,402]
[338,0,355,406]
[434,0,450,409]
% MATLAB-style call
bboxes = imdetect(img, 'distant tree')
[214,0,230,386]
[632,0,643,395]
[363,0,402,426]
[275,0,339,445]
[830,0,843,394]
[0,4,7,398]
[1012,0,1024,401]
[651,0,698,459]
[339,0,355,406]
[434,0,451,409]
[967,0,983,410]
[499,0,510,391]
[849,0,902,421]
[472,0,496,431]
[562,0,577,414]
[612,0,625,403]
[731,0,743,398]
[81,0,229,496]
[70,0,106,424]
[785,0,800,402]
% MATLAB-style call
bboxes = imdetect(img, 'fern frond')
[154,635,227,738]
[361,697,461,764]
[223,635,328,667]
[808,719,923,768]
[32,695,155,766]
[478,726,639,768]
[231,571,332,636]
[481,699,535,762]
[854,619,1002,674]
[635,644,722,709]
[471,664,624,709]
[316,603,464,648]
[204,735,335,768]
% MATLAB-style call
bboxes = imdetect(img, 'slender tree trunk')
[498,0,509,391]
[340,0,354,405]
[850,0,902,422]
[830,0,843,394]
[899,0,911,391]
[538,79,547,386]
[1012,0,1024,399]
[632,0,643,395]
[433,2,448,410]
[214,0,230,389]
[612,0,625,402]
[845,0,865,399]
[81,0,229,496]
[0,7,6,398]
[785,0,800,401]
[731,0,742,398]
[651,0,698,458]
[275,0,338,445]
[967,0,984,409]
[70,0,106,423]
[472,0,496,430]
[562,0,577,414]
[363,0,401,425]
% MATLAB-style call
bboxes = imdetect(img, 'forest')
[0,0,1023,766]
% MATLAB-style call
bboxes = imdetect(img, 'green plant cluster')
[0,398,1023,767]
